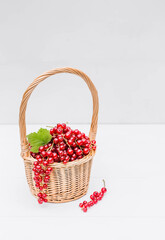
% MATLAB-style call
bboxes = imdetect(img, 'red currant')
[101,187,107,193]
[79,203,83,208]
[39,146,45,152]
[83,207,87,212]
[43,184,47,189]
[47,151,53,157]
[38,198,43,204]
[67,148,73,155]
[41,151,47,157]
[53,138,58,144]
[50,129,54,135]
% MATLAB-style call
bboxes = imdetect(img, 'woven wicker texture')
[19,67,99,203]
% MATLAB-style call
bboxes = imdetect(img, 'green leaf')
[27,128,52,153]
[30,145,41,153]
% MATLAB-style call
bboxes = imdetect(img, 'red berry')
[72,142,76,147]
[83,207,87,212]
[57,123,62,128]
[39,186,43,190]
[45,176,50,180]
[63,160,67,164]
[93,191,99,197]
[34,161,38,166]
[76,149,82,156]
[84,203,88,208]
[99,192,104,198]
[77,140,83,146]
[57,127,63,134]
[74,147,78,152]
[34,172,39,176]
[89,201,94,206]
[35,183,40,188]
[60,156,65,161]
[72,153,76,159]
[58,135,63,142]
[93,199,98,204]
[65,156,70,161]
[53,138,58,144]
[92,145,96,150]
[36,165,41,170]
[74,129,79,135]
[52,152,58,160]
[47,151,52,157]
[101,187,107,193]
[43,184,47,189]
[38,177,42,182]
[43,161,48,166]
[81,138,87,145]
[90,195,94,200]
[48,157,54,164]
[83,201,87,205]
[65,132,71,139]
[44,144,48,150]
[90,201,94,206]
[38,198,43,204]
[58,150,64,156]
[87,202,92,207]
[47,167,52,172]
[50,129,54,135]
[83,148,89,155]
[53,127,57,133]
[37,192,42,198]
[42,193,47,198]
[45,170,50,175]
[91,140,96,144]
[79,203,83,208]
[68,139,73,145]
[77,133,82,139]
[61,123,66,129]
[85,143,90,148]
[98,196,102,201]
[67,148,73,155]
[31,152,36,158]
[39,146,45,152]
[41,151,47,157]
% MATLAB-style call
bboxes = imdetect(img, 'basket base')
[33,189,88,203]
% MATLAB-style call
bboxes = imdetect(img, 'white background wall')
[0,0,165,124]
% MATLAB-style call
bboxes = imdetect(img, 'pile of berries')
[30,123,96,204]
[79,180,107,212]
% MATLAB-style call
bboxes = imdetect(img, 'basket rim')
[23,150,95,168]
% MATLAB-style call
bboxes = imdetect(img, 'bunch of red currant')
[30,123,96,204]
[79,180,107,212]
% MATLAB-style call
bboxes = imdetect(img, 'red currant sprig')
[79,180,107,212]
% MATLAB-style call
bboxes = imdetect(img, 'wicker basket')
[19,67,99,203]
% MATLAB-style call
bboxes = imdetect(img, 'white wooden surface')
[0,124,165,239]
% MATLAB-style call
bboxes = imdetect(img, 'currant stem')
[102,179,106,188]
[63,136,71,147]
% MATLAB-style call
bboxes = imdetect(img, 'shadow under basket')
[19,67,99,203]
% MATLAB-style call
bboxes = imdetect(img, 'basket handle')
[19,67,99,155]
